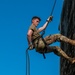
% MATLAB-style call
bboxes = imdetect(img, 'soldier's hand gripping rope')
[47,16,53,23]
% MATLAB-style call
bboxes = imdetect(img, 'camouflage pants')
[44,34,75,45]
[35,34,75,61]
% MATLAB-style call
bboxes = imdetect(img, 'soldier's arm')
[37,16,53,32]
[37,21,49,32]
[27,29,33,46]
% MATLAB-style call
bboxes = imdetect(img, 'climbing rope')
[42,0,57,35]
[50,0,57,16]
[26,47,30,75]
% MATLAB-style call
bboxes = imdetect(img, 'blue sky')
[0,0,64,75]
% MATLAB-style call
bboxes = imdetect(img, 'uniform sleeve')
[29,25,35,32]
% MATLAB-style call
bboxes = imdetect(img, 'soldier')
[27,16,75,64]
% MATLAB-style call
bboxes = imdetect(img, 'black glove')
[29,44,34,50]
[47,16,53,22]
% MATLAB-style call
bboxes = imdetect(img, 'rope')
[42,0,57,36]
[26,47,30,75]
[50,0,57,16]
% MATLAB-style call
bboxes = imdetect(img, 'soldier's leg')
[44,34,75,46]
[45,46,75,64]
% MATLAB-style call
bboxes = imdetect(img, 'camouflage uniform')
[29,24,75,62]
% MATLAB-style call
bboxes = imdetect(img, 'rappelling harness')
[26,0,57,75]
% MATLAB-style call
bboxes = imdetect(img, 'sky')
[0,0,64,75]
